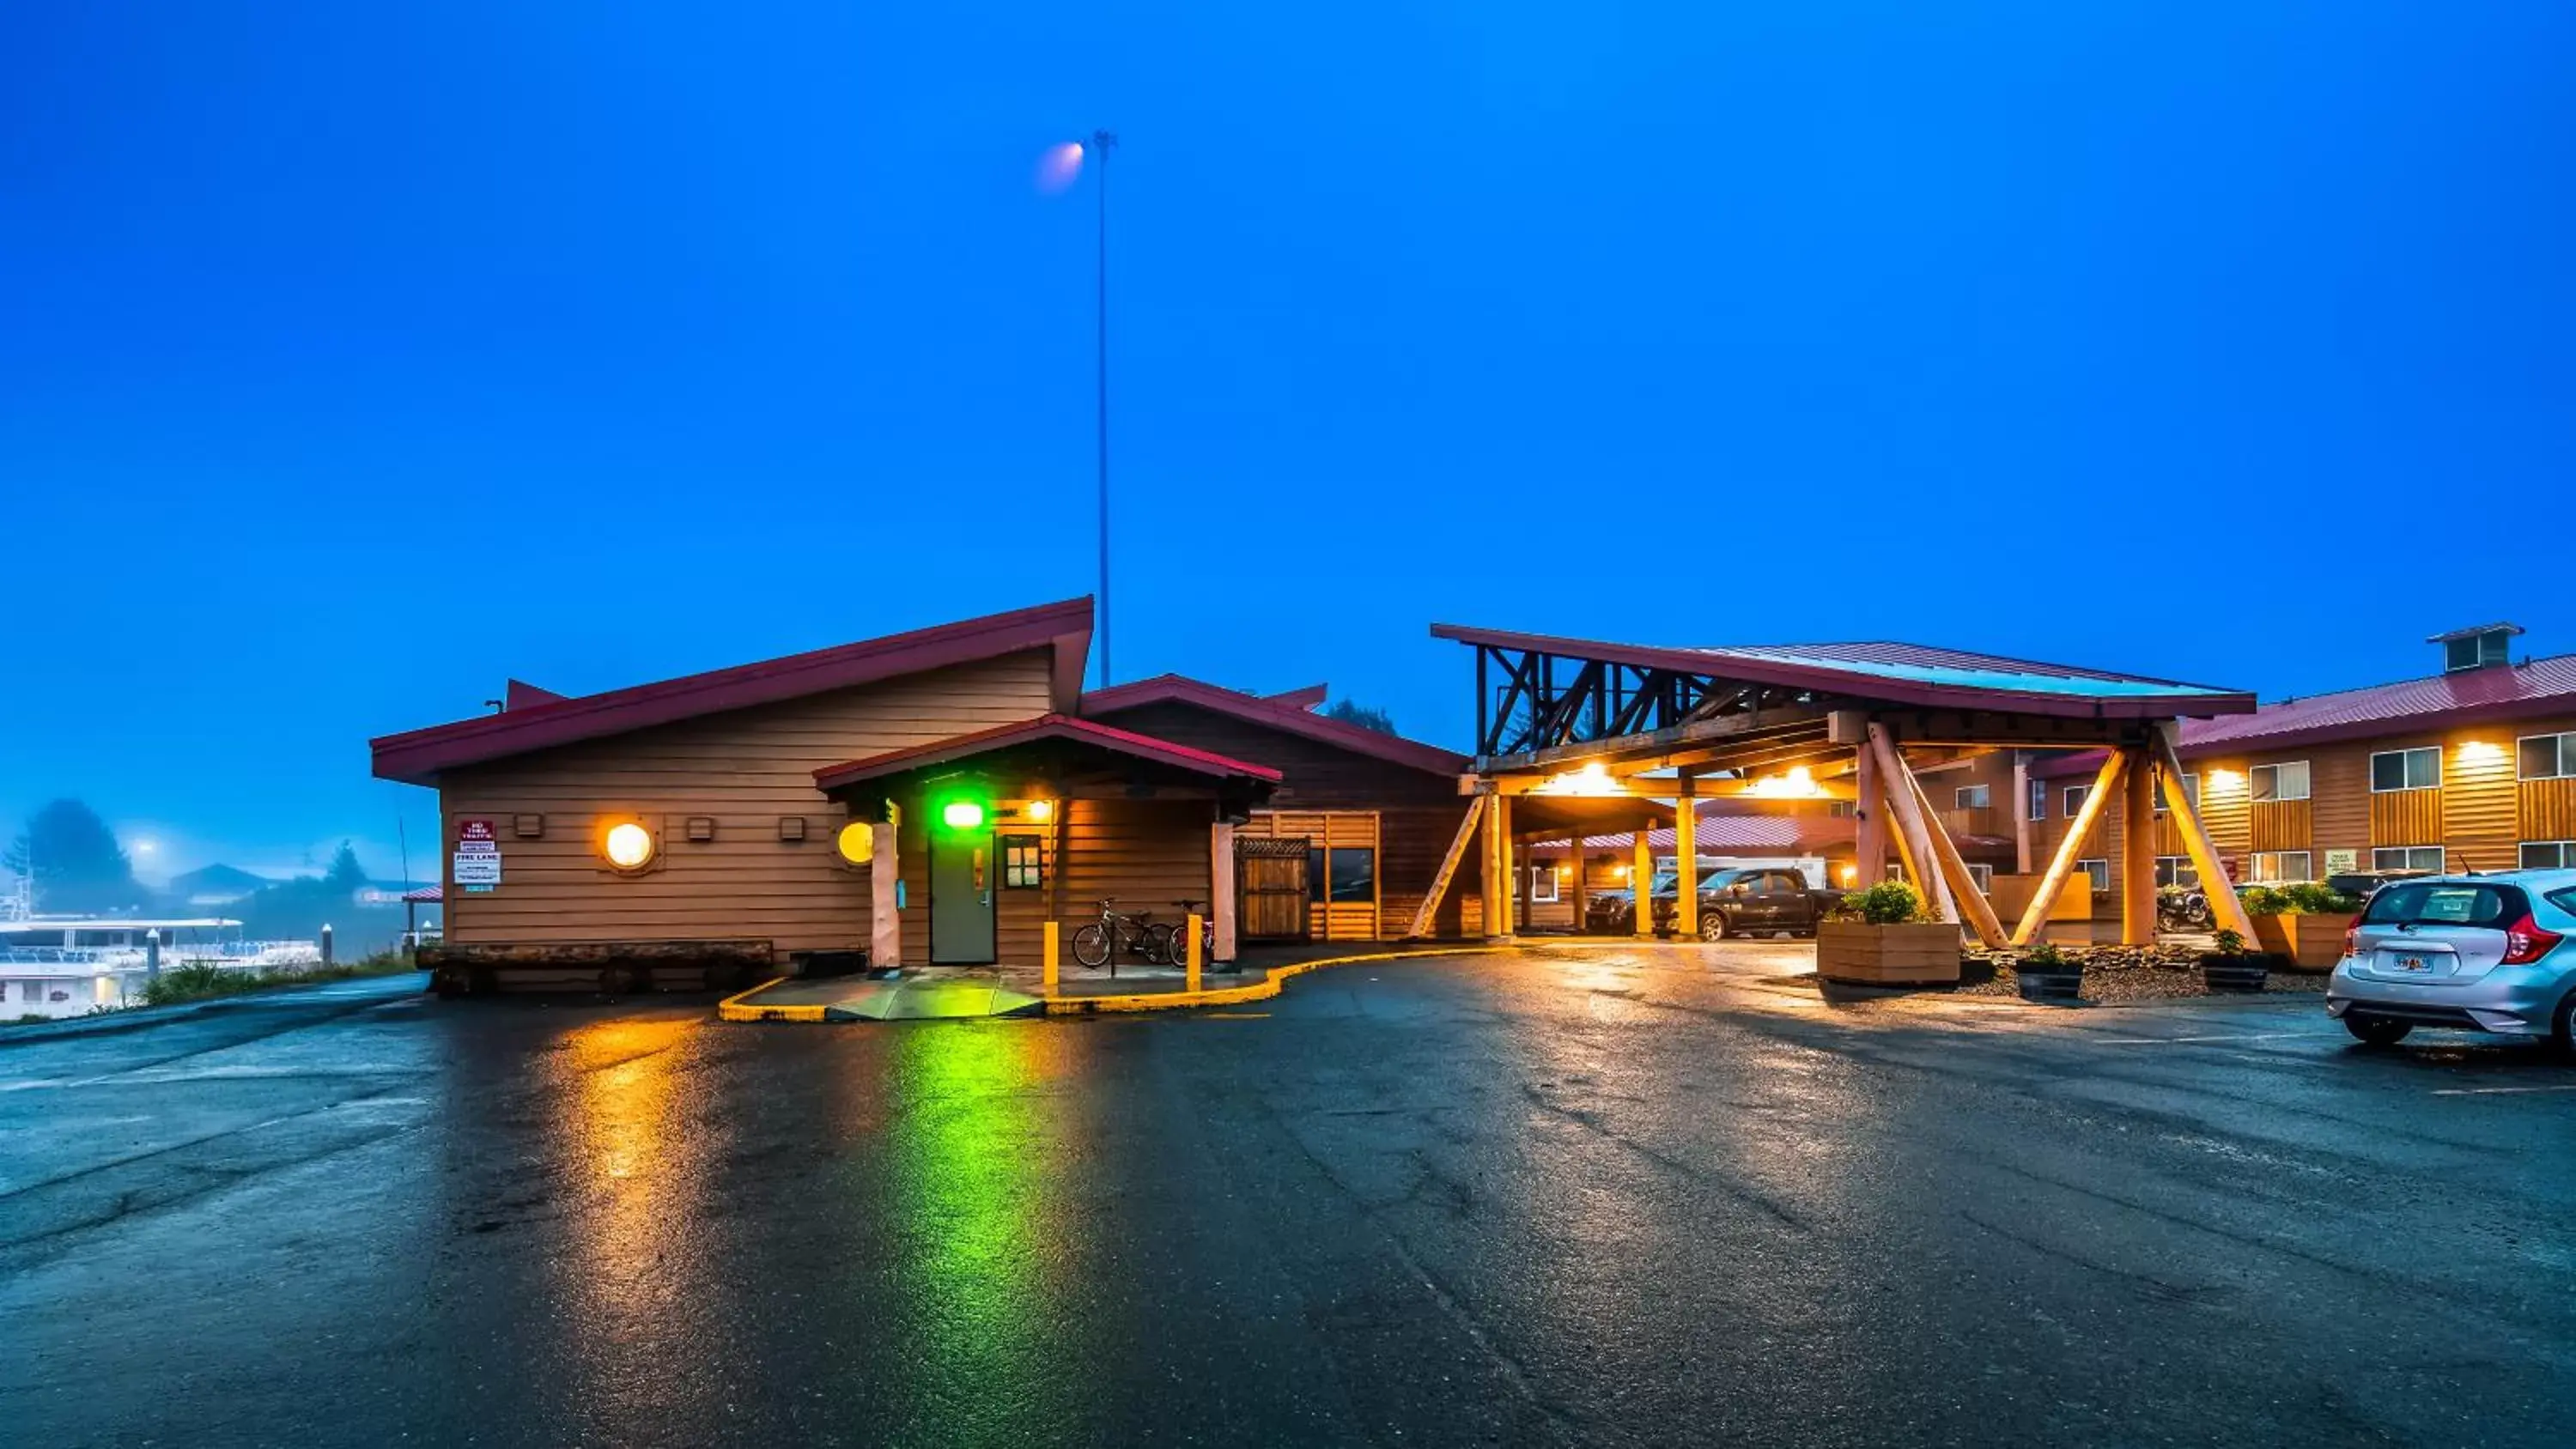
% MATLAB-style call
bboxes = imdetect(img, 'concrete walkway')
[720,973,1044,1021]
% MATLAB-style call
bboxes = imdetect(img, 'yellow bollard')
[1185,912,1204,993]
[1042,920,1060,994]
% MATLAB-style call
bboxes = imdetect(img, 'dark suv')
[1583,866,1842,939]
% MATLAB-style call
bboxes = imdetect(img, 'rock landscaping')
[1954,942,2329,1003]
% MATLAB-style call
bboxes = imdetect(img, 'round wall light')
[835,822,875,864]
[941,800,987,830]
[1024,798,1055,824]
[602,822,656,870]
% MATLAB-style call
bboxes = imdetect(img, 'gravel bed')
[1952,947,2329,1003]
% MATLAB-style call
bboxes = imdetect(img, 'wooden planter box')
[1817,920,1961,985]
[2248,913,2354,971]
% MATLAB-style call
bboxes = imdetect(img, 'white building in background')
[0,901,324,1021]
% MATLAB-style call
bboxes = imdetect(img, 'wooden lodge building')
[368,598,1538,991]
[2025,623,2576,907]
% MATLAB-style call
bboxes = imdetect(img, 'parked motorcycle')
[2156,884,2214,932]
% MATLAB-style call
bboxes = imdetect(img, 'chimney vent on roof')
[2428,622,2523,673]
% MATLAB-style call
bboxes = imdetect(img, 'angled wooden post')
[1868,725,1956,925]
[1407,801,1485,940]
[2121,743,2159,946]
[1901,756,2009,948]
[2010,750,2127,945]
[2154,730,2257,942]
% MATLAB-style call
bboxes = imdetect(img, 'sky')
[3,2,2572,882]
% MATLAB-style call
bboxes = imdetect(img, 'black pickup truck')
[1583,866,1845,940]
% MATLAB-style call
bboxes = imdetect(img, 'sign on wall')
[455,819,502,893]
[2324,849,2358,876]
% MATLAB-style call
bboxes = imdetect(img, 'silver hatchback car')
[2326,870,2576,1048]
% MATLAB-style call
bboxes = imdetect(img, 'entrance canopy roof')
[1432,622,2257,778]
[813,714,1281,814]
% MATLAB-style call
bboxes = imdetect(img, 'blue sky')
[3,2,2571,881]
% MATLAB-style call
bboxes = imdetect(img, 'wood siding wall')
[2370,788,2443,846]
[1081,700,1477,938]
[2248,799,2312,853]
[438,650,1055,957]
[2524,776,2576,843]
[1238,810,1383,940]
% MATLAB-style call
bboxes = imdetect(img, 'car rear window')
[2549,887,2576,915]
[2361,882,2528,926]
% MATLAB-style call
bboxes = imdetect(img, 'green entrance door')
[929,832,996,964]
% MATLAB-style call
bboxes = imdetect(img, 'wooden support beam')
[1493,795,1516,942]
[2011,752,2032,876]
[2121,743,2158,947]
[2010,749,2128,945]
[870,821,901,968]
[1210,820,1237,964]
[2154,729,2257,943]
[1406,801,1485,940]
[1672,780,1698,939]
[1855,734,1887,887]
[1899,753,2010,949]
[1479,793,1507,943]
[1868,724,1956,925]
[1632,824,1655,939]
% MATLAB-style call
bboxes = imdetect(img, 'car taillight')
[2345,921,2360,957]
[2500,912,2564,967]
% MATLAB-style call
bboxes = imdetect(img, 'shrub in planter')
[2241,882,2362,969]
[2197,929,2269,992]
[2014,940,2086,1002]
[1817,882,1960,985]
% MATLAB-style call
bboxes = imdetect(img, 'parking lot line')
[2428,1083,2576,1095]
[2081,1031,2324,1046]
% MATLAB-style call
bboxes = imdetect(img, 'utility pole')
[1091,127,1118,688]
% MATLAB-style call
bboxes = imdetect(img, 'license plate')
[2396,955,2428,972]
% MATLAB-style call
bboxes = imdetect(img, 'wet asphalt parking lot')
[5,943,2574,1448]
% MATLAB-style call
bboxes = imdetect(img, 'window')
[2154,773,2200,816]
[1953,784,1991,809]
[1308,847,1376,903]
[2522,840,2576,870]
[2370,748,2440,792]
[999,834,1042,889]
[2250,761,2310,802]
[20,980,41,1003]
[2364,881,2524,926]
[1965,862,1993,892]
[2521,732,2576,781]
[2372,846,2445,873]
[2063,784,2091,817]
[1528,864,1559,903]
[2027,778,2046,822]
[2445,630,2512,673]
[2077,859,2109,893]
[2248,851,2313,883]
[2154,856,2198,888]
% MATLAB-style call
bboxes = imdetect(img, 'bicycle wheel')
[1145,922,1180,964]
[1071,924,1111,968]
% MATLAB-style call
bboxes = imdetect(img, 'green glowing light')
[941,800,987,830]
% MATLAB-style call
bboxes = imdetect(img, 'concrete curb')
[717,978,827,1022]
[0,972,430,1047]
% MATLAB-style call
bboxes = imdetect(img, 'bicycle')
[1070,898,1178,973]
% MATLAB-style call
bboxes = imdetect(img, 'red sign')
[460,819,496,843]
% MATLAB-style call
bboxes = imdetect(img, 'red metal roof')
[1081,674,1469,776]
[372,597,1094,785]
[400,884,444,903]
[1430,624,2254,722]
[1262,683,1330,711]
[2174,654,2576,755]
[502,679,567,710]
[812,713,1284,791]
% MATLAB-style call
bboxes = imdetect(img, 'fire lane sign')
[455,819,502,892]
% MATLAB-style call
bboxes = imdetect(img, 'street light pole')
[1091,127,1117,688]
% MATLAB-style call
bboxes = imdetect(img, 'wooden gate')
[1236,836,1311,942]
